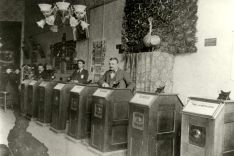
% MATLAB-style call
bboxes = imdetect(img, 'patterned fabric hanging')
[124,51,174,92]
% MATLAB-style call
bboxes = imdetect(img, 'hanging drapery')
[92,40,106,82]
[124,53,137,84]
[124,51,174,93]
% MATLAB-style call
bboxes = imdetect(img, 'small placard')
[130,93,156,106]
[54,83,65,90]
[94,103,103,118]
[22,80,30,84]
[93,88,112,97]
[71,85,85,93]
[39,81,48,87]
[132,112,144,130]
[29,80,37,85]
[204,38,217,46]
[183,100,221,117]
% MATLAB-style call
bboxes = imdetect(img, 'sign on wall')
[204,38,217,46]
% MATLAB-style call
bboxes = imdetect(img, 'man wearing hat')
[70,59,89,84]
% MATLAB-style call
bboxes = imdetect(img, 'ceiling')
[28,0,118,9]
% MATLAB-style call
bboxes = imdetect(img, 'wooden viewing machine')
[36,81,57,125]
[90,88,133,154]
[128,92,183,156]
[26,80,40,119]
[20,79,31,115]
[50,83,74,132]
[181,97,234,156]
[67,84,98,140]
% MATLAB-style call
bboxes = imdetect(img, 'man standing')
[98,58,135,91]
[11,68,21,109]
[70,59,89,84]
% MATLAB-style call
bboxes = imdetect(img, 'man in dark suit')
[98,57,135,91]
[70,59,89,84]
[37,64,48,80]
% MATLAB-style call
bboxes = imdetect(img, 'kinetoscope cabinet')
[67,84,98,139]
[20,80,30,115]
[26,80,40,118]
[90,88,133,152]
[181,97,234,156]
[37,81,57,124]
[128,92,183,156]
[50,83,74,132]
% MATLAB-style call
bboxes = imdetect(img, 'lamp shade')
[36,19,46,28]
[150,35,161,46]
[50,25,58,32]
[75,11,86,19]
[38,4,52,12]
[45,15,55,25]
[69,16,79,27]
[80,20,89,30]
[73,5,86,13]
[56,2,70,11]
[6,69,12,74]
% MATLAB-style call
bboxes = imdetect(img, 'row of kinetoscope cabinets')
[20,80,234,156]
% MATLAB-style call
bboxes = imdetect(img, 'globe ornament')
[143,17,161,47]
[143,34,152,47]
[150,35,161,46]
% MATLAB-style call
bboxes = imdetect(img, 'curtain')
[124,51,174,93]
[124,53,137,84]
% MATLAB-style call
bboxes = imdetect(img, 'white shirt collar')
[111,68,118,73]
[77,68,83,72]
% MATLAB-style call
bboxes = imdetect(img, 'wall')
[31,28,74,64]
[0,0,25,67]
[0,0,24,21]
[88,0,125,75]
[173,0,234,103]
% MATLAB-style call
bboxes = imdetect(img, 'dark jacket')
[37,71,48,80]
[70,69,89,84]
[98,68,135,91]
[11,73,21,87]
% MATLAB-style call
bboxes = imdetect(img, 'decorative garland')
[122,0,198,54]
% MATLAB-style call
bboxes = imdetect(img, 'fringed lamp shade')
[38,4,52,12]
[73,5,86,12]
[56,2,70,11]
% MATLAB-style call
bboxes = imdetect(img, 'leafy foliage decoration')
[121,0,198,54]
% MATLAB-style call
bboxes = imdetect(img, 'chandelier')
[36,1,89,40]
